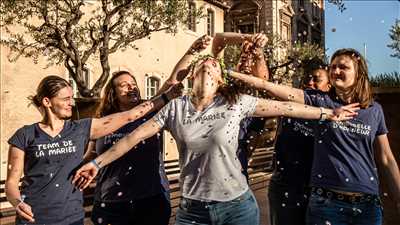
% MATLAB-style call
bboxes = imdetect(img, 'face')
[305,69,330,91]
[329,55,357,90]
[192,57,223,85]
[113,73,140,107]
[45,86,74,119]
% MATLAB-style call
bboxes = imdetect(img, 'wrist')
[10,198,23,208]
[319,107,328,121]
[91,159,101,170]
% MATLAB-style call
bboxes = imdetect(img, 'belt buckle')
[326,192,333,199]
[317,188,323,195]
[350,195,357,203]
[338,194,344,200]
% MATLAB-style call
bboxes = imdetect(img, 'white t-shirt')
[153,94,258,201]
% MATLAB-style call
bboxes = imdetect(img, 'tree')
[388,19,400,59]
[0,0,201,97]
[327,0,346,12]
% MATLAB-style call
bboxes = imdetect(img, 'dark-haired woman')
[227,48,400,225]
[73,37,358,225]
[5,75,181,225]
[87,70,172,225]
[268,59,330,225]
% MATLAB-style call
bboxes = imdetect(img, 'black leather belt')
[311,187,379,204]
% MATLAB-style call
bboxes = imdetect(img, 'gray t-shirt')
[153,94,258,202]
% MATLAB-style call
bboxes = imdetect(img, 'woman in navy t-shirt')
[86,71,171,225]
[6,75,181,225]
[227,48,400,225]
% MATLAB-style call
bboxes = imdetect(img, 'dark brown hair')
[330,48,373,108]
[96,70,138,117]
[29,75,71,108]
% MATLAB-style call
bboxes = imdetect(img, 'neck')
[335,87,352,103]
[190,89,216,111]
[41,112,65,131]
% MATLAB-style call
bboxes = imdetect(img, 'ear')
[42,97,52,108]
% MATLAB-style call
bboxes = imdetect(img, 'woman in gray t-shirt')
[73,37,358,225]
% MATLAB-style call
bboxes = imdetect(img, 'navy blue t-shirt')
[94,112,168,203]
[271,117,314,188]
[304,89,388,195]
[8,119,92,225]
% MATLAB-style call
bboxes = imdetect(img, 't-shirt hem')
[182,187,249,202]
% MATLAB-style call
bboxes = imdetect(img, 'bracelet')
[91,159,101,170]
[226,68,233,76]
[319,107,327,121]
[161,93,169,104]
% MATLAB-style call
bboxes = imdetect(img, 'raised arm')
[90,83,182,140]
[374,134,400,213]
[6,147,35,222]
[229,70,305,103]
[156,35,212,95]
[252,98,359,121]
[73,118,162,190]
[212,32,252,58]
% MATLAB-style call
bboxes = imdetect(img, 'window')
[146,76,160,99]
[207,9,215,36]
[280,13,291,43]
[312,2,319,19]
[68,67,90,98]
[188,1,196,32]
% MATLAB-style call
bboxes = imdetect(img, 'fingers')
[16,203,35,222]
[251,33,267,48]
[72,167,85,185]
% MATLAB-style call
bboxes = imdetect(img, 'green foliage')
[0,0,201,97]
[387,19,400,59]
[370,71,400,88]
[327,0,346,12]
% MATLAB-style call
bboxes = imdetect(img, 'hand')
[165,82,184,100]
[250,33,268,59]
[189,35,212,54]
[72,161,99,191]
[329,103,360,121]
[15,201,35,223]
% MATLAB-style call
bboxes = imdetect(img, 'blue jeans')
[306,193,382,225]
[175,190,259,225]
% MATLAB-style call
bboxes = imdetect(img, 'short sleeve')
[153,100,174,130]
[8,126,27,151]
[375,103,388,136]
[76,118,92,137]
[238,94,258,118]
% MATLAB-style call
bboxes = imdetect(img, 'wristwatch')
[319,107,327,121]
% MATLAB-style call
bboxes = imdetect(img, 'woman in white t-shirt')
[73,36,359,225]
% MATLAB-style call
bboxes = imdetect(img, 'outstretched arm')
[156,35,212,95]
[252,98,359,121]
[73,119,162,189]
[229,70,305,103]
[374,134,400,213]
[90,83,182,140]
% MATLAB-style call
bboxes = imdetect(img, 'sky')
[324,0,400,76]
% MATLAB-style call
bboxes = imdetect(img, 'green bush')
[370,71,400,88]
